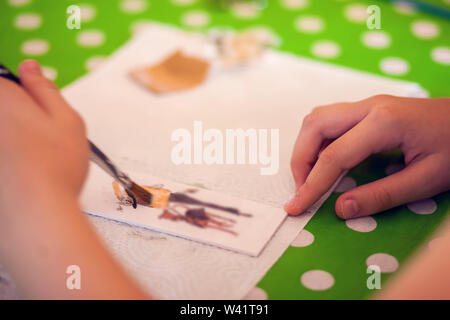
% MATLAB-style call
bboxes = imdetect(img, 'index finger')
[290,101,372,188]
[0,77,46,119]
[286,115,400,215]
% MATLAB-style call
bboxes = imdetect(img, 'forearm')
[377,218,450,300]
[0,184,149,299]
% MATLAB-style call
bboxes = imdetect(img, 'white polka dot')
[431,47,450,65]
[77,30,105,47]
[80,4,96,22]
[346,216,377,233]
[362,31,391,49]
[295,16,325,33]
[291,230,314,247]
[85,55,106,71]
[385,163,404,175]
[408,85,429,98]
[394,1,417,15]
[244,287,268,300]
[366,253,399,273]
[8,0,31,6]
[345,4,369,23]
[407,199,437,215]
[182,10,210,28]
[21,39,49,56]
[14,13,42,30]
[311,40,340,59]
[411,20,440,39]
[380,57,409,76]
[281,0,309,10]
[171,0,196,5]
[42,66,57,81]
[120,0,148,14]
[301,270,335,291]
[335,176,356,192]
[231,3,261,19]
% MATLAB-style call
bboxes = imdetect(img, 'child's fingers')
[290,105,354,188]
[0,77,45,120]
[18,60,71,116]
[335,155,445,219]
[290,123,323,188]
[285,115,400,215]
[290,100,376,189]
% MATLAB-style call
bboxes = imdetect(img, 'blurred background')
[1,0,449,96]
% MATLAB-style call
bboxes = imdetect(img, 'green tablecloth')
[1,0,449,299]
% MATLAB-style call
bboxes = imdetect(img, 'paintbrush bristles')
[129,182,153,206]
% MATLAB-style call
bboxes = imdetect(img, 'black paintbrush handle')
[0,64,21,84]
[89,141,132,188]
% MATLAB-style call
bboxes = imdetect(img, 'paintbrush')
[88,142,151,208]
[0,63,152,209]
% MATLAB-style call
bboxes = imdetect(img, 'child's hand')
[0,60,89,213]
[0,60,147,299]
[285,95,450,219]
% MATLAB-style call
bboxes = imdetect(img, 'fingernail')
[20,59,41,74]
[285,195,301,213]
[284,198,295,210]
[342,199,359,219]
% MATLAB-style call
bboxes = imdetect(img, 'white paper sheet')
[58,23,427,299]
[83,165,286,257]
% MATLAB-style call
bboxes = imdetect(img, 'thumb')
[19,59,69,115]
[335,157,441,219]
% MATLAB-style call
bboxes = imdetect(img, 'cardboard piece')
[130,50,210,93]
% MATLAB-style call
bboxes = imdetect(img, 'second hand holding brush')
[0,63,152,209]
